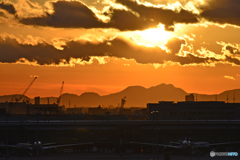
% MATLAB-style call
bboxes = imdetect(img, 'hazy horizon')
[1,83,240,107]
[1,83,240,99]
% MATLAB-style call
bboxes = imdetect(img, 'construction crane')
[11,77,37,102]
[119,96,126,115]
[57,81,64,105]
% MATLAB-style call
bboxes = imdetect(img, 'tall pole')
[105,111,111,158]
[151,111,155,160]
[5,113,8,160]
[36,112,40,160]
[156,111,159,160]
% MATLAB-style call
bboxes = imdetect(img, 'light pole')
[151,111,155,160]
[5,113,9,160]
[36,112,41,160]
[155,111,160,160]
[104,111,111,157]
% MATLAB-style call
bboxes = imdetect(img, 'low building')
[148,94,240,120]
[148,100,240,120]
[122,108,132,115]
[185,93,194,101]
[88,105,108,115]
[66,107,83,114]
[27,103,63,114]
[0,101,27,114]
[0,97,64,115]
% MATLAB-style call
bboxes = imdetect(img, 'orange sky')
[0,0,240,98]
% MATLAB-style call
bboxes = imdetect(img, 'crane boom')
[57,81,64,105]
[15,77,37,102]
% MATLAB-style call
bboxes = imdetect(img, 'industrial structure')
[119,96,126,115]
[10,77,37,104]
[57,81,64,105]
[0,98,64,115]
[148,94,240,120]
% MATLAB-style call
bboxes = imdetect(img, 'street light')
[151,111,155,160]
[151,111,161,160]
[5,113,9,160]
[155,111,161,160]
[36,112,41,160]
[104,111,111,158]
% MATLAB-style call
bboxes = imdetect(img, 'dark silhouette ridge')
[1,83,240,107]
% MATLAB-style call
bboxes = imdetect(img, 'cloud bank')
[19,0,198,31]
[3,0,240,29]
[0,35,229,66]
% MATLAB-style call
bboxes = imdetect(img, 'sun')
[129,24,173,47]
[139,25,172,42]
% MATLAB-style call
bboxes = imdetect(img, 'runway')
[0,153,238,160]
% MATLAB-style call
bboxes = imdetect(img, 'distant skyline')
[1,83,240,107]
[1,0,240,98]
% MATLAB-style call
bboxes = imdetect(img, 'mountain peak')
[120,85,147,94]
[148,83,175,89]
[80,92,100,97]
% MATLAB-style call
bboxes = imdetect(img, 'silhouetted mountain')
[1,84,240,107]
[194,89,240,103]
[0,94,29,103]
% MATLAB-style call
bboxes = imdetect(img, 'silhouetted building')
[88,105,108,115]
[185,94,194,101]
[27,103,63,114]
[35,96,40,105]
[66,107,83,114]
[148,101,240,120]
[0,101,27,114]
[108,108,120,115]
[0,97,64,115]
[122,108,132,115]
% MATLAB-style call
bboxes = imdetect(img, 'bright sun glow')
[130,24,173,47]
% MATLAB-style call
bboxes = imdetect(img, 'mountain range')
[0,83,239,108]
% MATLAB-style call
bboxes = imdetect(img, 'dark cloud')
[0,11,6,18]
[0,2,16,15]
[175,54,220,65]
[19,1,158,30]
[20,0,198,31]
[20,1,105,28]
[201,0,240,26]
[0,36,222,66]
[225,56,240,65]
[116,0,199,31]
[0,37,64,65]
[225,46,240,55]
[106,9,157,30]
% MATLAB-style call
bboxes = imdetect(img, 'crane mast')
[119,96,126,115]
[11,77,37,102]
[57,81,64,105]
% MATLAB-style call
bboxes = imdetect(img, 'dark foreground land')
[0,153,239,160]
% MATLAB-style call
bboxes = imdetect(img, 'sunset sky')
[1,0,240,98]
